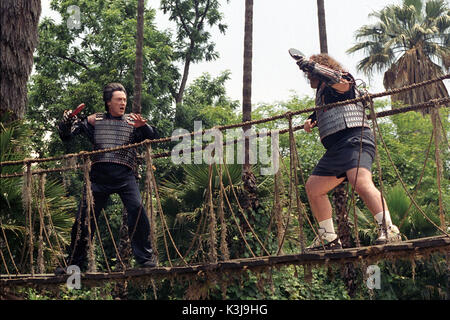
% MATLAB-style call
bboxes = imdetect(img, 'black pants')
[68,174,153,267]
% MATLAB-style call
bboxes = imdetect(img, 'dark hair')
[103,83,127,111]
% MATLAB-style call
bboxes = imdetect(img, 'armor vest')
[92,113,137,170]
[315,81,370,141]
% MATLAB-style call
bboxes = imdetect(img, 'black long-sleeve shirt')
[58,113,158,143]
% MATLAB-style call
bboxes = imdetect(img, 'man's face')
[107,90,127,117]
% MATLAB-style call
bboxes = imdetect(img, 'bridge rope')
[1,235,448,289]
[0,75,448,289]
[369,97,449,237]
[0,75,448,168]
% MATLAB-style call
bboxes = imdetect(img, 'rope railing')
[1,97,448,179]
[0,75,448,168]
[0,74,448,283]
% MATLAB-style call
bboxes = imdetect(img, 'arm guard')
[57,117,94,142]
[307,112,317,124]
[298,60,342,86]
[310,63,342,85]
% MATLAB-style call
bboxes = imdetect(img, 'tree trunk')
[0,0,41,120]
[241,0,258,212]
[333,185,351,248]
[174,42,194,128]
[333,184,357,298]
[317,0,328,54]
[383,46,449,115]
[132,0,145,114]
[176,41,195,106]
[113,1,145,299]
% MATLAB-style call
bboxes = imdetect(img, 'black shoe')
[54,266,67,275]
[139,255,158,269]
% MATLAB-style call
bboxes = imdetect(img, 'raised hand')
[127,113,147,128]
[63,109,77,123]
[297,58,315,73]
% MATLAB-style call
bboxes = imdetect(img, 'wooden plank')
[217,261,243,269]
[1,235,449,288]
[268,254,299,265]
[383,243,413,253]
[324,250,357,260]
[413,237,449,249]
[241,258,269,268]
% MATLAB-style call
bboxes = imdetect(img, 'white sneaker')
[306,232,342,251]
[375,224,401,244]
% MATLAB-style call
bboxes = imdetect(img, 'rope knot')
[285,111,293,120]
[429,98,442,107]
[78,151,89,158]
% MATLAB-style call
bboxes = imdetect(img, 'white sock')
[318,218,336,235]
[374,211,393,227]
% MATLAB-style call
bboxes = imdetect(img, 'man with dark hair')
[55,82,159,274]
[295,54,401,251]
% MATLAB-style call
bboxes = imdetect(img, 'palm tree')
[347,0,449,231]
[0,0,41,121]
[0,117,75,274]
[159,163,242,262]
[347,0,449,110]
[113,0,146,298]
[242,0,258,212]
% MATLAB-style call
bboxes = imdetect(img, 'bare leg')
[345,167,388,216]
[305,175,346,222]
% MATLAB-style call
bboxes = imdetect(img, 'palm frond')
[405,0,423,17]
[348,0,449,77]
[174,211,198,227]
[425,0,448,19]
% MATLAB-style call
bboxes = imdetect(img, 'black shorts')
[312,128,376,179]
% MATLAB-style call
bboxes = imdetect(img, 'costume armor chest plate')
[315,86,370,141]
[92,113,137,170]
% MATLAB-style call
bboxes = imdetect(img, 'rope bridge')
[0,75,449,291]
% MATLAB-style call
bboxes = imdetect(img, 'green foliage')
[160,0,228,63]
[22,283,115,300]
[214,266,350,300]
[175,71,240,131]
[10,0,448,300]
[144,265,350,300]
[0,115,75,274]
[374,106,449,233]
[157,162,243,263]
[371,255,449,300]
[28,0,177,157]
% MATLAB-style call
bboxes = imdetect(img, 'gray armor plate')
[92,113,137,170]
[316,87,370,140]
